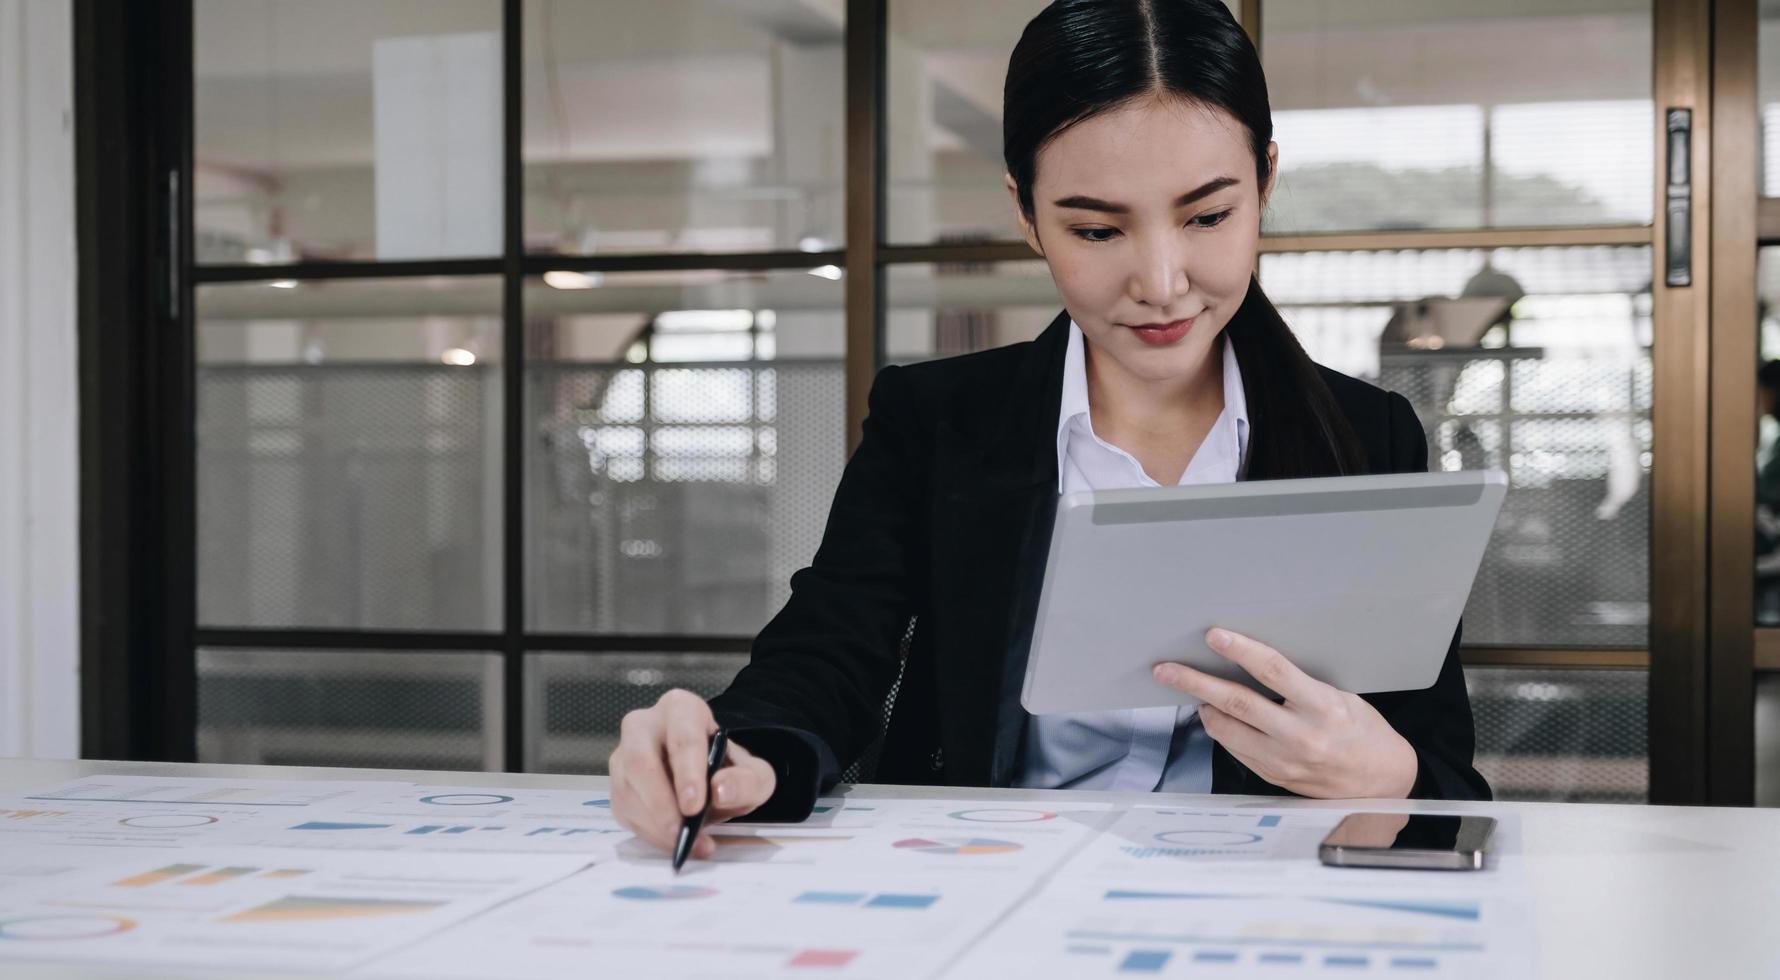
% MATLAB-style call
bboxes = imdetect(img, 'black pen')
[671,728,728,873]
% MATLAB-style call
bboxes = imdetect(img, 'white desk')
[1,757,1776,978]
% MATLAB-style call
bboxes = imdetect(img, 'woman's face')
[1008,97,1275,388]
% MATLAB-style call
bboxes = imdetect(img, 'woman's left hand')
[1152,628,1419,799]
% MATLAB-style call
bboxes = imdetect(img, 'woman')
[610,0,1489,859]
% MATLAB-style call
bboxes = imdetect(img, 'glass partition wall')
[107,0,1745,804]
[189,0,848,773]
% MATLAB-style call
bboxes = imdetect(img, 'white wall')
[0,0,79,759]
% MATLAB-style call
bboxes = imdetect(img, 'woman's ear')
[1260,141,1280,213]
[1005,174,1044,257]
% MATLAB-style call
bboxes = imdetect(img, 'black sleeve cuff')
[724,725,840,823]
[1408,747,1439,801]
[1407,745,1491,802]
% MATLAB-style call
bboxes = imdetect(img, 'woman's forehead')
[1034,98,1254,198]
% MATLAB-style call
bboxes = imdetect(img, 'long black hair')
[1004,0,1371,480]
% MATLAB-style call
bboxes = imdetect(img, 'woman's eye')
[1068,212,1228,242]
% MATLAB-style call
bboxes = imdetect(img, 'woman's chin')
[1113,354,1207,387]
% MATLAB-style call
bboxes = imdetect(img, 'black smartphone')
[1317,813,1495,871]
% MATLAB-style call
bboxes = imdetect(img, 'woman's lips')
[1126,318,1194,346]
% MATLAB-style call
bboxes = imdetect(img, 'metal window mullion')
[191,627,754,655]
[500,0,526,774]
[185,233,1665,289]
[1648,0,1714,806]
[525,250,843,275]
[1459,648,1649,669]
[1707,0,1759,805]
[191,251,870,285]
[844,0,886,453]
[1758,198,1780,241]
[168,0,199,762]
[193,258,505,283]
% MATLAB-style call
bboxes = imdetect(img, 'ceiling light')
[543,270,601,290]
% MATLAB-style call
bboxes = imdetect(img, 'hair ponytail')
[1226,276,1370,478]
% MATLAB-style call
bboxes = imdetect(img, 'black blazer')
[710,311,1490,820]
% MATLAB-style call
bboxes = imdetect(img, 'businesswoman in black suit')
[611,0,1490,857]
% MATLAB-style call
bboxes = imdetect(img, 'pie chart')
[892,837,1023,856]
[947,808,1057,823]
[418,793,513,806]
[118,814,218,829]
[1153,829,1263,847]
[0,915,136,940]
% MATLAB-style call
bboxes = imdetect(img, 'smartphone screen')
[1319,813,1494,870]
[1385,814,1464,849]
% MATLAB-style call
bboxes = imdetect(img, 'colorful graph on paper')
[893,837,1023,856]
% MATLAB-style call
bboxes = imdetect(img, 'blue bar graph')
[1326,955,1369,968]
[1259,952,1303,965]
[1118,950,1171,973]
[1193,951,1238,963]
[864,894,937,909]
[406,825,444,835]
[794,892,865,905]
[790,892,937,909]
[1391,957,1438,970]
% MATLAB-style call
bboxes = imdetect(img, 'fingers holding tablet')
[1151,628,1419,799]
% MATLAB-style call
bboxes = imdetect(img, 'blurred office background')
[4,0,1778,808]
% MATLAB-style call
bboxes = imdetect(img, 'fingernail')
[1208,629,1230,650]
[714,781,730,805]
[1153,663,1175,682]
[680,784,695,804]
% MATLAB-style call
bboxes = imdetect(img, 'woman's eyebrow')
[1052,176,1241,214]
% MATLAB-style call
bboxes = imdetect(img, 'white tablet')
[1019,469,1507,714]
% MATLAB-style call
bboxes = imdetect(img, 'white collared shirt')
[1017,319,1251,793]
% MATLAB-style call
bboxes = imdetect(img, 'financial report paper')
[0,776,1535,978]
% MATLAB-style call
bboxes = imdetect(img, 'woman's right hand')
[607,689,778,859]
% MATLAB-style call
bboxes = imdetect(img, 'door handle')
[1665,108,1691,288]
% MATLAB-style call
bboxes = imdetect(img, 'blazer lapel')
[926,312,1070,787]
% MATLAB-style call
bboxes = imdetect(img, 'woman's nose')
[1129,237,1189,308]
